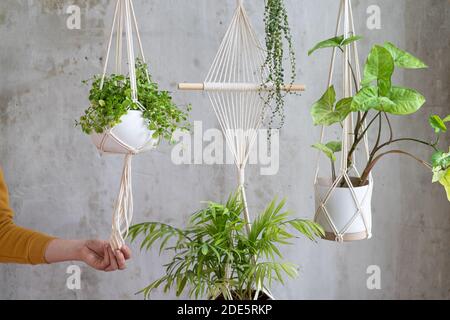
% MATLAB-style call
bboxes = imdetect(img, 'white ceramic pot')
[315,177,373,241]
[91,110,158,154]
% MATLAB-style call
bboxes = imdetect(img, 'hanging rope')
[313,0,373,242]
[179,1,305,234]
[97,0,155,250]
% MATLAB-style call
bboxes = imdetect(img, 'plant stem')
[331,160,337,182]
[360,150,432,186]
[346,111,377,168]
[376,137,438,152]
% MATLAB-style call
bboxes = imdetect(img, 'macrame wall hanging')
[179,0,305,234]
[91,0,157,250]
[313,0,373,242]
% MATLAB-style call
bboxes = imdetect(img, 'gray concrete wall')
[0,0,449,299]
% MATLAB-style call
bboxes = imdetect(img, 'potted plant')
[262,0,297,131]
[309,37,449,240]
[128,191,324,300]
[77,58,191,153]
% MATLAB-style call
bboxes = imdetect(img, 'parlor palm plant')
[128,191,324,300]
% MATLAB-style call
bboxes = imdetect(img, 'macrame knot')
[335,234,344,243]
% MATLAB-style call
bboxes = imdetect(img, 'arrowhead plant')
[309,36,449,201]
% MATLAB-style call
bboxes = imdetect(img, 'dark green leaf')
[308,35,344,56]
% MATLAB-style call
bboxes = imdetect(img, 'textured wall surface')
[0,0,449,299]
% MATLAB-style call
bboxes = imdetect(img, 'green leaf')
[98,100,105,107]
[438,168,450,201]
[201,244,208,255]
[443,115,450,122]
[383,42,428,69]
[335,97,353,117]
[308,35,362,56]
[308,35,343,56]
[429,115,447,133]
[311,86,351,126]
[351,86,395,112]
[432,151,445,167]
[312,143,337,162]
[385,86,426,115]
[326,141,342,153]
[362,45,394,95]
[341,35,363,47]
[431,150,450,168]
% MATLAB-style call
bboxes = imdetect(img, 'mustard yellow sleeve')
[0,167,56,264]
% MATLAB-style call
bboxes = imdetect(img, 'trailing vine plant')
[262,0,297,131]
[309,36,450,200]
[76,58,191,143]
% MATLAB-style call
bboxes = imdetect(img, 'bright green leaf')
[312,143,337,162]
[385,86,426,115]
[429,115,447,133]
[351,86,395,112]
[362,45,394,94]
[438,169,450,201]
[383,42,428,69]
[443,115,450,122]
[311,86,351,126]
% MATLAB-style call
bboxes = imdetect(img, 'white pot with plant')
[78,59,191,155]
[76,0,191,251]
[308,0,448,242]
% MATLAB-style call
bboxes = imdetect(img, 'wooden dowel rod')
[178,83,205,90]
[178,82,306,92]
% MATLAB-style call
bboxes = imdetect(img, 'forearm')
[44,239,86,263]
[0,220,56,264]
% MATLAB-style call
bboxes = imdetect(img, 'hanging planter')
[78,59,189,154]
[310,0,447,242]
[90,110,157,155]
[315,177,372,241]
[76,0,190,250]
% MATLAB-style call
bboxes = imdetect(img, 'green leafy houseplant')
[430,115,450,200]
[76,58,191,143]
[128,191,324,300]
[309,36,450,200]
[262,0,297,130]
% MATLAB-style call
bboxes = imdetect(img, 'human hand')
[45,239,132,271]
[80,240,132,271]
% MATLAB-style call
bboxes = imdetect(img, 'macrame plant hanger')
[313,0,373,242]
[179,0,305,235]
[97,0,154,250]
